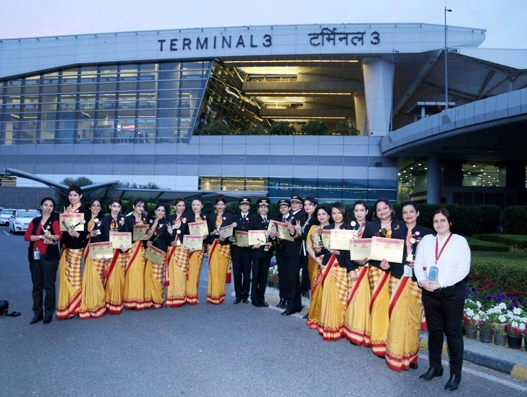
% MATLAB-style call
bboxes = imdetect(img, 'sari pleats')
[206,240,231,305]
[166,246,189,308]
[56,248,83,319]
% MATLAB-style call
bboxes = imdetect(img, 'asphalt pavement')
[1,229,526,397]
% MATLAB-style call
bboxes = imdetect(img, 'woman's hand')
[67,228,80,238]
[147,241,153,248]
[419,280,439,292]
[354,258,368,266]
[219,235,226,242]
[167,227,173,235]
[329,249,340,256]
[349,270,357,281]
[380,259,391,270]
[120,244,129,252]
[147,229,154,237]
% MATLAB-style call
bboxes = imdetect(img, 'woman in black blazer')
[362,199,406,358]
[206,195,234,305]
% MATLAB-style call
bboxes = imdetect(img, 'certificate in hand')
[89,242,114,260]
[248,230,267,246]
[267,220,294,242]
[370,237,404,264]
[189,221,209,237]
[144,245,166,266]
[133,224,150,241]
[349,238,372,260]
[321,230,331,249]
[183,235,203,251]
[234,231,249,247]
[59,213,85,232]
[109,231,132,250]
[329,229,358,251]
[219,224,234,239]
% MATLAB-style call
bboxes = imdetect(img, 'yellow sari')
[79,230,106,320]
[105,250,126,315]
[343,264,371,346]
[123,239,148,310]
[166,245,189,307]
[186,215,205,305]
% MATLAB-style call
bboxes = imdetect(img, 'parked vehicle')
[0,208,15,225]
[9,209,41,233]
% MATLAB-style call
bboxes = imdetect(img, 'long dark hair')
[373,198,395,221]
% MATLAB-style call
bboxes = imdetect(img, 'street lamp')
[444,7,452,110]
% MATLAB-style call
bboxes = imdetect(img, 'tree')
[269,121,295,135]
[333,119,361,136]
[201,121,231,135]
[58,176,98,207]
[300,121,329,135]
[247,123,269,135]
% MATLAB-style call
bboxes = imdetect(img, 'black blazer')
[124,213,150,247]
[321,223,355,272]
[61,205,90,250]
[363,219,407,278]
[148,218,171,253]
[99,214,127,242]
[282,213,303,258]
[232,212,254,251]
[166,213,189,245]
[207,212,234,246]
[301,214,318,242]
[250,214,273,258]
[86,213,105,244]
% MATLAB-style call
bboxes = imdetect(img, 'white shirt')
[414,233,471,288]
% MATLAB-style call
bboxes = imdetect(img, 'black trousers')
[29,258,59,316]
[251,255,271,303]
[422,282,466,376]
[285,254,302,312]
[275,251,288,300]
[231,248,252,300]
[300,251,310,291]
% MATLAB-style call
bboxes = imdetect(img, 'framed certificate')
[89,242,114,260]
[329,229,358,251]
[349,238,372,261]
[370,237,404,264]
[248,230,267,246]
[219,224,234,239]
[59,213,85,232]
[183,235,203,251]
[109,231,132,250]
[234,231,249,247]
[133,224,150,241]
[144,245,166,266]
[267,220,294,242]
[189,221,209,237]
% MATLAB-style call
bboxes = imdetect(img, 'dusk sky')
[1,0,526,49]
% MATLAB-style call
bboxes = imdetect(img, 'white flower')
[498,303,507,310]
[476,301,482,308]
[520,324,526,331]
[513,307,522,315]
[498,315,507,322]
[473,314,481,321]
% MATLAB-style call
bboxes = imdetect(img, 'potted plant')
[463,299,481,339]
[478,315,494,343]
[505,307,526,349]
[486,303,509,346]
[267,263,279,288]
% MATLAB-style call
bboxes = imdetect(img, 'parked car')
[0,208,15,225]
[9,209,41,233]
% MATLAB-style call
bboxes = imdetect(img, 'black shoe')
[252,301,263,308]
[410,362,418,370]
[261,301,269,308]
[445,374,461,392]
[233,298,242,304]
[242,298,249,304]
[276,299,284,308]
[281,309,294,316]
[419,366,444,381]
[29,314,43,325]
[43,313,53,324]
[302,313,308,320]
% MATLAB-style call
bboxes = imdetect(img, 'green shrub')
[469,251,527,301]
[465,237,509,252]
[472,234,527,250]
[502,206,527,234]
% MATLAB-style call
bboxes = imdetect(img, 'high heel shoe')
[445,374,461,392]
[419,366,443,381]
[410,362,418,370]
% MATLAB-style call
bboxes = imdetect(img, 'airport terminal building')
[1,23,526,207]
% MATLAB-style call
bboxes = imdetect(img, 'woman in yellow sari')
[385,201,433,371]
[100,197,127,315]
[79,199,106,319]
[206,196,233,305]
[305,205,331,330]
[144,204,170,309]
[123,199,149,310]
[57,185,89,319]
[185,198,209,305]
[362,199,406,358]
[343,200,371,345]
[165,198,190,308]
[317,202,356,341]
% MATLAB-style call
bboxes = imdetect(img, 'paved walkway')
[264,285,527,381]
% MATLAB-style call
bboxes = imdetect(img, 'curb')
[419,339,527,381]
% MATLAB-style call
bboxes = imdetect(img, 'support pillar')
[363,58,394,136]
[427,155,441,204]
[353,93,368,135]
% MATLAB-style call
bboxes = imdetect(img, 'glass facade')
[0,61,212,145]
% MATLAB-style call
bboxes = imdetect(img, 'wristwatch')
[39,235,43,240]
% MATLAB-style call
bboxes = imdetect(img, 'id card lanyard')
[429,233,453,281]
